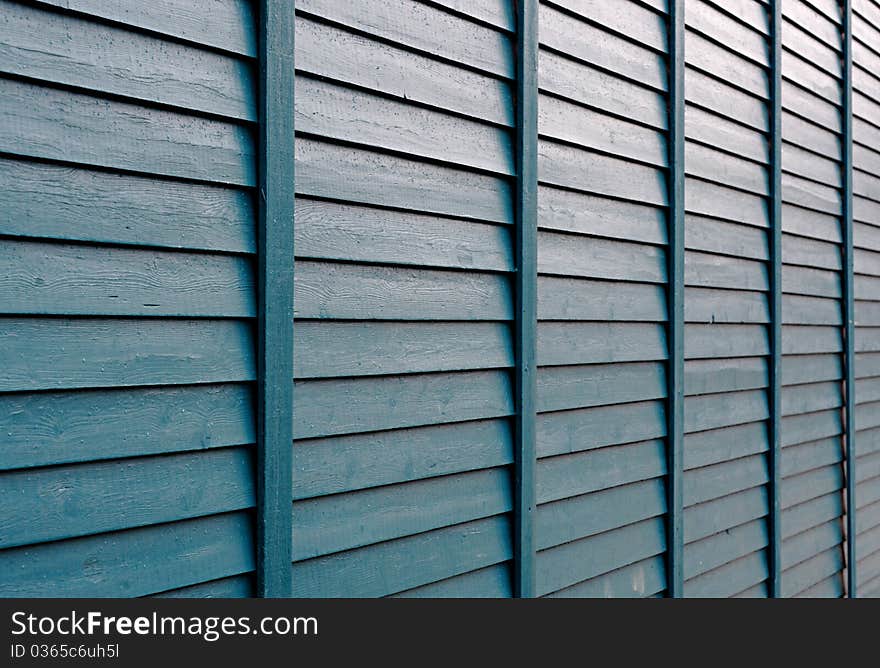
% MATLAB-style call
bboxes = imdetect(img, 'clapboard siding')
[853,1,880,598]
[2,0,877,599]
[0,0,258,596]
[288,0,518,596]
[778,0,846,597]
[683,0,773,596]
[534,0,672,596]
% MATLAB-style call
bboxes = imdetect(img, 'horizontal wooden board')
[539,3,666,90]
[295,321,512,378]
[545,555,666,598]
[295,138,512,224]
[539,93,666,166]
[782,265,841,298]
[0,158,254,252]
[294,418,512,500]
[538,49,666,130]
[783,110,840,160]
[428,0,515,31]
[537,362,667,413]
[684,421,768,470]
[295,198,512,271]
[782,352,843,385]
[782,518,844,573]
[152,574,254,598]
[684,453,768,507]
[537,477,666,550]
[296,76,513,176]
[295,16,513,126]
[685,389,769,433]
[783,295,843,325]
[782,465,844,509]
[294,370,513,439]
[537,439,666,504]
[537,322,666,366]
[292,467,511,560]
[782,490,845,540]
[786,0,840,49]
[782,79,840,134]
[1,383,254,471]
[685,323,769,359]
[686,67,768,132]
[0,1,254,120]
[296,0,515,78]
[0,240,254,317]
[685,216,769,260]
[684,518,768,581]
[685,288,769,324]
[537,400,666,459]
[391,564,512,598]
[32,0,257,56]
[782,325,843,355]
[538,230,665,282]
[294,261,512,321]
[290,514,511,597]
[0,77,254,186]
[0,512,254,597]
[687,105,768,164]
[0,318,254,392]
[538,140,667,204]
[685,486,768,544]
[686,178,768,225]
[782,437,843,478]
[0,447,254,549]
[538,276,667,321]
[686,29,768,98]
[782,381,843,416]
[783,204,841,243]
[686,0,769,67]
[683,550,768,597]
[537,186,666,243]
[783,142,842,188]
[783,408,843,447]
[545,0,667,52]
[782,546,844,597]
[685,251,769,291]
[536,517,666,595]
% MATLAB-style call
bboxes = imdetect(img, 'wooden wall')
[0,0,878,598]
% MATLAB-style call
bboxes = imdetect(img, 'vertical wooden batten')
[768,0,783,599]
[842,0,857,600]
[514,0,538,599]
[256,0,295,598]
[666,0,685,599]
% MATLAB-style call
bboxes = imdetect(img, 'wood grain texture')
[0,512,255,597]
[0,383,254,470]
[296,0,514,78]
[0,447,255,548]
[0,77,255,186]
[0,318,255,392]
[0,158,255,252]
[32,0,257,56]
[298,19,511,124]
[0,1,255,120]
[290,514,511,597]
[0,240,254,317]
